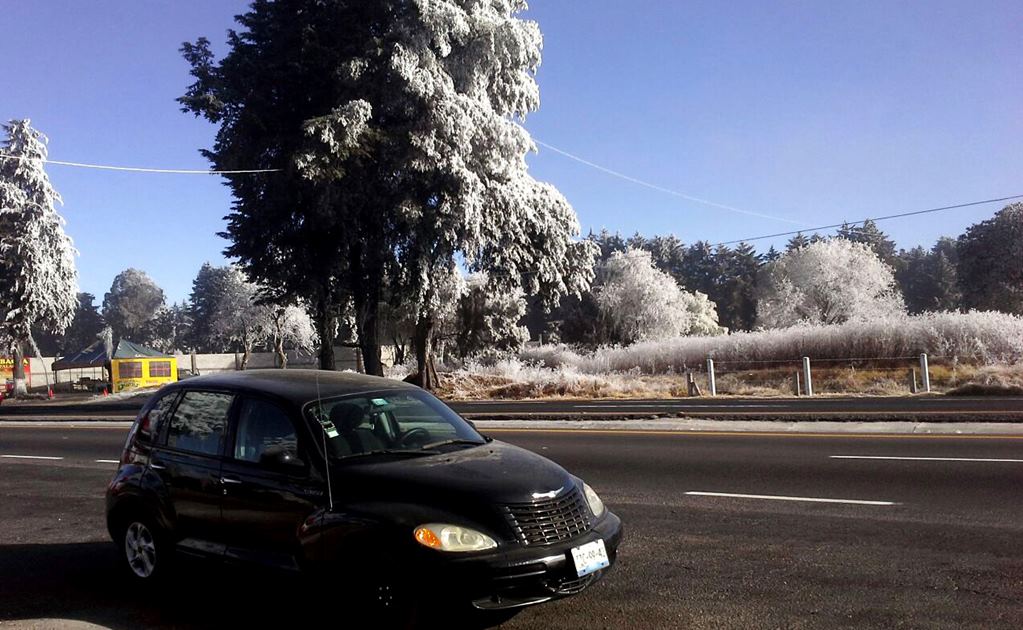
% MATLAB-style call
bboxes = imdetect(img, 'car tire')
[116,513,170,582]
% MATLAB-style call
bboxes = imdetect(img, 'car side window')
[233,398,303,469]
[166,391,233,456]
[139,391,178,443]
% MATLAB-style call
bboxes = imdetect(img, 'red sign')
[0,357,32,388]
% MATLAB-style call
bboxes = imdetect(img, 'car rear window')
[166,391,233,456]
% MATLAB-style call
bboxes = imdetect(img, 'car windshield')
[303,390,485,460]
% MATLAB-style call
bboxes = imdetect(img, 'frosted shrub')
[518,311,1023,374]
[757,239,904,327]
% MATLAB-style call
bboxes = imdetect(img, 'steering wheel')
[399,427,431,448]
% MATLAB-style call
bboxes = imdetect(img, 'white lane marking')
[831,455,1023,463]
[685,491,897,506]
[96,459,120,464]
[572,404,777,409]
[1,454,64,460]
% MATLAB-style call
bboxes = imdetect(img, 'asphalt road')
[3,394,1023,422]
[2,424,1022,628]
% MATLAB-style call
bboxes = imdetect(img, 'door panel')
[150,390,233,555]
[221,397,324,569]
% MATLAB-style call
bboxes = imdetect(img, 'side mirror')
[259,445,305,471]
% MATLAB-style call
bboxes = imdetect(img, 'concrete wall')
[25,345,395,392]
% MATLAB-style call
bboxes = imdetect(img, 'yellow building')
[53,339,177,393]
[111,355,178,393]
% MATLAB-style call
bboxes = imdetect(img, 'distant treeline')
[528,203,1022,344]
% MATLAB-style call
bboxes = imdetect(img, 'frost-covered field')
[428,312,1023,399]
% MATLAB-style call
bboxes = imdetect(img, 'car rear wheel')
[117,515,169,581]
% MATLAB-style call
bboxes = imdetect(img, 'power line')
[0,153,282,175]
[533,139,806,226]
[712,194,1023,247]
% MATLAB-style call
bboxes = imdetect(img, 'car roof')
[167,369,419,406]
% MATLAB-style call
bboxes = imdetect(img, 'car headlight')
[414,523,497,552]
[583,482,605,518]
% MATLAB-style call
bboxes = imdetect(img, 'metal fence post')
[802,357,813,397]
[920,353,930,393]
[706,358,716,396]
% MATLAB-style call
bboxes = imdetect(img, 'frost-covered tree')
[757,239,905,328]
[268,304,316,369]
[0,120,78,395]
[146,302,193,354]
[956,203,1023,315]
[456,273,529,358]
[210,266,272,369]
[596,249,725,344]
[102,268,165,343]
[181,0,595,388]
[377,0,597,387]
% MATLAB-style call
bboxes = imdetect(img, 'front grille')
[503,487,592,546]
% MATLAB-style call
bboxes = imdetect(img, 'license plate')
[570,539,609,577]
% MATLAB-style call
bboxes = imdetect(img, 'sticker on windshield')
[371,398,389,407]
[319,419,339,438]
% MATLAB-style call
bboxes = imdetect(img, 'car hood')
[329,439,575,506]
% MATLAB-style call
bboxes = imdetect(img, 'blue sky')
[2,1,1020,303]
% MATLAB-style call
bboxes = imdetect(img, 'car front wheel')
[118,515,168,581]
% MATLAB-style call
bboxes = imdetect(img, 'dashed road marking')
[685,491,897,506]
[1,454,64,460]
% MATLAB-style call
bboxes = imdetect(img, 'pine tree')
[956,203,1023,314]
[837,219,898,266]
[0,120,78,395]
[786,233,810,252]
[180,1,596,386]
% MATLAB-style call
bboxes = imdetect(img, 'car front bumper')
[426,510,623,611]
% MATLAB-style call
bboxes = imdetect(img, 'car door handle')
[220,476,243,485]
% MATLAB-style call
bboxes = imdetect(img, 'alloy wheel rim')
[124,522,157,578]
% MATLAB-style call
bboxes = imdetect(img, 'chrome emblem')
[532,486,564,500]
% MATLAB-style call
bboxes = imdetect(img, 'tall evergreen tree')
[102,269,165,343]
[188,262,234,352]
[181,0,595,386]
[956,203,1023,314]
[0,120,78,395]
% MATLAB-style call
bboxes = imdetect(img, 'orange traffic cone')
[101,387,108,396]
[47,387,54,400]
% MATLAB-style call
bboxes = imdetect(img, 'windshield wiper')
[334,449,434,461]
[419,438,486,450]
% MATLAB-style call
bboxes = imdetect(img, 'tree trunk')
[12,343,27,397]
[275,335,288,369]
[315,296,336,371]
[392,336,407,366]
[27,331,51,392]
[412,315,438,390]
[241,338,252,371]
[353,292,383,377]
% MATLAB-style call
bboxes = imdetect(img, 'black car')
[106,370,622,625]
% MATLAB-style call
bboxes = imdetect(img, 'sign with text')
[0,357,32,387]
